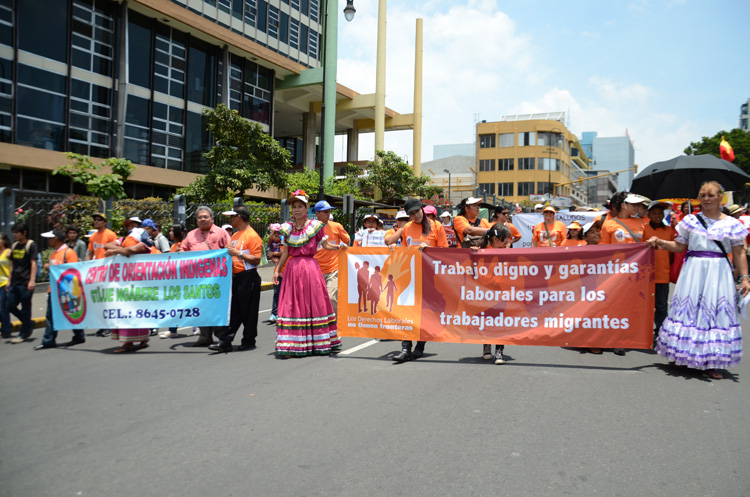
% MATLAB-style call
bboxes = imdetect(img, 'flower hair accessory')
[292,189,307,197]
[269,223,282,232]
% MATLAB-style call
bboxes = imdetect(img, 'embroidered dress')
[656,213,747,369]
[276,219,341,356]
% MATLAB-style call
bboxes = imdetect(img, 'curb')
[6,284,276,332]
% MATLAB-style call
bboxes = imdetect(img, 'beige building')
[475,113,590,206]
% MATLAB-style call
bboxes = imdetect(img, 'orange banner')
[338,245,655,349]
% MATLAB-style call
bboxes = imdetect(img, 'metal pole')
[173,194,186,226]
[0,187,15,237]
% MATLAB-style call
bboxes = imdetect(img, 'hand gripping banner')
[338,245,655,349]
[49,249,232,330]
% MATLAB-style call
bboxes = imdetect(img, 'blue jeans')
[0,287,11,337]
[42,294,84,346]
[5,284,33,339]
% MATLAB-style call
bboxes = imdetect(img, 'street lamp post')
[318,0,356,201]
[443,169,451,205]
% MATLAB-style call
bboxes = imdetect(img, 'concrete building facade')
[741,98,749,132]
[424,155,475,206]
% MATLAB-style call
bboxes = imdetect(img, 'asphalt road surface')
[1,290,748,497]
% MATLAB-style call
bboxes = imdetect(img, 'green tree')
[286,163,369,200]
[53,153,135,201]
[363,150,443,200]
[684,128,750,172]
[178,104,290,202]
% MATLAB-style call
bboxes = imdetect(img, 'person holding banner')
[182,206,231,347]
[354,213,387,247]
[86,213,117,261]
[273,190,342,357]
[209,206,263,353]
[492,208,521,246]
[647,181,748,380]
[600,194,645,245]
[158,224,187,339]
[453,197,489,248]
[34,230,85,350]
[384,211,410,247]
[386,198,448,362]
[643,201,675,346]
[532,206,567,247]
[561,221,586,247]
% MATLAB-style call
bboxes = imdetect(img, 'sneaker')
[192,327,200,336]
[159,331,176,339]
[482,344,492,360]
[149,329,159,336]
[10,337,27,344]
[494,349,505,365]
[95,329,111,337]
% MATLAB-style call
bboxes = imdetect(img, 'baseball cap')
[127,216,143,224]
[543,205,556,214]
[395,210,409,220]
[439,211,452,218]
[221,224,233,231]
[624,194,649,204]
[424,205,438,216]
[534,203,544,210]
[363,213,379,221]
[648,200,672,211]
[141,219,156,229]
[221,205,250,221]
[92,212,107,221]
[404,198,422,214]
[582,222,596,234]
[465,197,482,205]
[314,200,333,212]
[41,229,66,240]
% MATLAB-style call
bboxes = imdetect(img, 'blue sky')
[333,0,749,169]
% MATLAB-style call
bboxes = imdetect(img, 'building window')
[498,158,514,171]
[300,24,308,54]
[151,102,184,170]
[15,65,67,151]
[518,182,534,196]
[244,0,257,27]
[309,0,319,22]
[479,134,495,148]
[123,95,150,165]
[229,56,273,125]
[279,12,289,43]
[128,11,153,89]
[69,79,112,158]
[498,182,513,196]
[187,39,217,107]
[308,29,318,59]
[290,18,299,50]
[497,133,514,147]
[478,183,495,196]
[537,132,562,147]
[18,0,68,63]
[518,157,535,170]
[0,57,12,143]
[71,0,114,77]
[537,158,560,171]
[268,5,279,38]
[154,25,187,99]
[0,0,12,48]
[257,0,267,32]
[185,111,210,174]
[479,159,495,172]
[519,131,535,146]
[537,182,553,195]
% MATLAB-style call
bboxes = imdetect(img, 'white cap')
[647,200,671,211]
[363,213,379,221]
[395,210,409,220]
[534,203,544,209]
[41,231,55,238]
[624,194,649,205]
[221,224,233,231]
[439,211,452,218]
[221,210,237,216]
[582,222,596,234]
[465,197,482,205]
[128,216,143,224]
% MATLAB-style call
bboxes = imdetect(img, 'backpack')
[456,217,484,248]
[11,240,40,276]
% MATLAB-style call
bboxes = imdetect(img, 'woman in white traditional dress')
[647,181,749,379]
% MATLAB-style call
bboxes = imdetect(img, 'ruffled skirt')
[275,256,340,356]
[656,257,742,369]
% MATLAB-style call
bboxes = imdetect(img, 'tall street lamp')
[443,169,451,205]
[318,0,356,201]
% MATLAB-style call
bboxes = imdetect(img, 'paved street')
[1,287,749,497]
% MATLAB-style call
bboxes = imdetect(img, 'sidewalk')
[5,264,278,331]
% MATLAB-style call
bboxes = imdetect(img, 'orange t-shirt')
[532,221,567,247]
[505,222,521,241]
[600,217,645,244]
[400,219,448,247]
[453,215,490,243]
[229,227,263,274]
[48,245,78,293]
[643,223,675,283]
[314,222,350,274]
[560,238,587,247]
[170,242,181,253]
[88,228,117,259]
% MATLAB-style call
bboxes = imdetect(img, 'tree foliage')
[178,104,290,203]
[286,163,369,200]
[684,128,750,172]
[362,150,443,200]
[53,153,135,201]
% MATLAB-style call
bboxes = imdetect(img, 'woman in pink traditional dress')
[273,190,344,357]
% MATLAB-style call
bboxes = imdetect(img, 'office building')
[475,112,590,207]
[581,131,635,192]
[741,98,749,132]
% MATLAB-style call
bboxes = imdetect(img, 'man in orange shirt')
[34,230,85,350]
[210,206,264,353]
[643,201,675,344]
[314,201,350,316]
[86,213,117,261]
[600,194,646,245]
[532,206,567,247]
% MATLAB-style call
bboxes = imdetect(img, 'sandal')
[113,344,135,353]
[705,369,723,379]
[589,348,602,354]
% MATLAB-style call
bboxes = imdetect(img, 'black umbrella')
[630,154,750,199]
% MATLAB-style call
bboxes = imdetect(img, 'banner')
[49,249,232,330]
[512,212,603,248]
[338,245,655,349]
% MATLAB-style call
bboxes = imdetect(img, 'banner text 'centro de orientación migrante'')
[49,249,232,330]
[338,245,655,349]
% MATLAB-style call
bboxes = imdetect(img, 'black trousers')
[223,269,261,346]
[654,282,670,333]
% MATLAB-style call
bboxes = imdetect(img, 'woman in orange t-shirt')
[532,206,567,247]
[560,221,586,247]
[386,199,447,362]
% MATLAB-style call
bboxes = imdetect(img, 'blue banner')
[49,249,232,330]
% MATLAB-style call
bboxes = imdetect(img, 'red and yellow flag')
[720,136,735,162]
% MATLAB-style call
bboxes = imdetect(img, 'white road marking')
[339,339,379,355]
